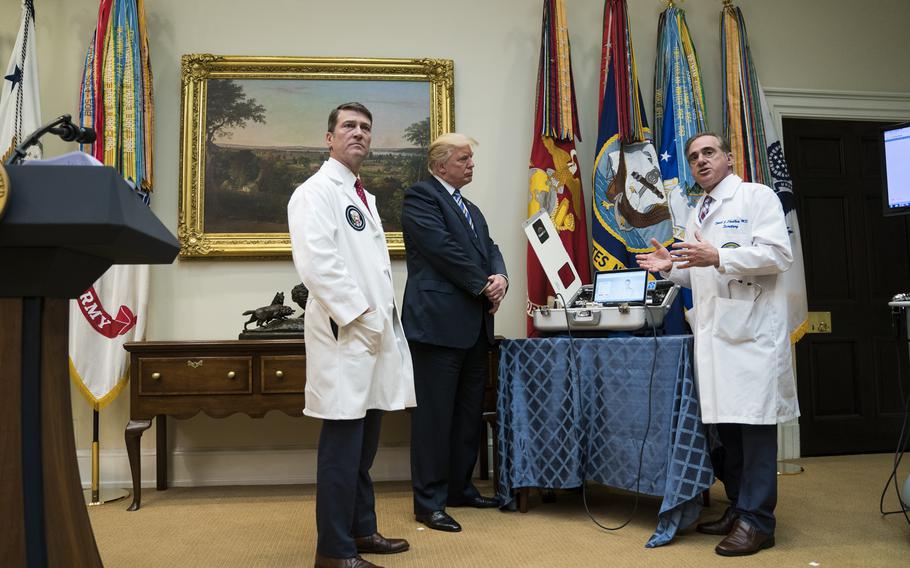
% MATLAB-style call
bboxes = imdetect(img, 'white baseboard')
[79,430,796,489]
[77,446,412,489]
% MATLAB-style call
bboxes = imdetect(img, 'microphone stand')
[5,114,96,166]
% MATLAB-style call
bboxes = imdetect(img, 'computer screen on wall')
[883,121,910,217]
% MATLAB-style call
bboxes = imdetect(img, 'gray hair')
[427,133,478,174]
[683,131,732,157]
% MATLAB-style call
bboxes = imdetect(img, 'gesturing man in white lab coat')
[636,132,798,557]
[288,102,416,568]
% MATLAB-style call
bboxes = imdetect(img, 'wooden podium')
[0,165,179,567]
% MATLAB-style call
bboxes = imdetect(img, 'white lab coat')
[287,158,415,419]
[666,174,799,425]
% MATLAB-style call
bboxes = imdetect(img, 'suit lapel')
[429,178,486,258]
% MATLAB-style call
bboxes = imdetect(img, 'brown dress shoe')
[354,532,410,554]
[313,553,382,567]
[715,518,775,557]
[696,506,738,535]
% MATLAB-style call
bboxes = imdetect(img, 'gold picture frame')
[178,55,455,258]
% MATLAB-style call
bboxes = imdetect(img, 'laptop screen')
[592,269,648,305]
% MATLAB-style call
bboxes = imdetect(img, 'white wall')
[2,0,909,486]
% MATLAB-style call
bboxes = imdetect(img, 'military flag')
[721,2,808,342]
[655,4,707,241]
[653,3,708,333]
[592,0,672,276]
[0,0,40,162]
[70,0,155,408]
[527,0,590,336]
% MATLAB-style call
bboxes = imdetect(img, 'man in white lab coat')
[288,102,416,568]
[636,132,798,557]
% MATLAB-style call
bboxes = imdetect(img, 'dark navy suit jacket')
[401,177,507,349]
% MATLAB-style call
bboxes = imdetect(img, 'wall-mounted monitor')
[882,121,910,217]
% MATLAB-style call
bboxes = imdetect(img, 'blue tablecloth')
[496,336,714,547]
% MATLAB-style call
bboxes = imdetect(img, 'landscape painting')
[178,55,454,258]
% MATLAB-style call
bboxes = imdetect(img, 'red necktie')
[354,178,371,215]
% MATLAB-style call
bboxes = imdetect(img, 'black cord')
[877,362,910,525]
[877,307,910,526]
[556,293,659,531]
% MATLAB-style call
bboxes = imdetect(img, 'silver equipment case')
[532,280,680,333]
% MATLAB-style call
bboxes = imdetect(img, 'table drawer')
[261,355,306,394]
[138,356,252,395]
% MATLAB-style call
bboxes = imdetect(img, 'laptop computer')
[592,268,648,306]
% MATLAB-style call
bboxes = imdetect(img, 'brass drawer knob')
[227,371,236,379]
[275,370,284,379]
[151,372,161,381]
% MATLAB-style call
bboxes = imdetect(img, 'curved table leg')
[125,419,152,511]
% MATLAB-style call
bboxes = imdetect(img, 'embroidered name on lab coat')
[715,217,749,230]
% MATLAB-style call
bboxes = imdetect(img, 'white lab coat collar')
[324,158,378,229]
[697,173,741,226]
[705,173,742,203]
[324,157,358,188]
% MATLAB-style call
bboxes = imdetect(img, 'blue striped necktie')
[453,189,475,232]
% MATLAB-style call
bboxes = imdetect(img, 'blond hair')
[427,133,478,174]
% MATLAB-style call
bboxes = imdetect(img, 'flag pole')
[84,409,129,506]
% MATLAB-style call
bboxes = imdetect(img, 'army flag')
[722,2,808,342]
[592,0,672,275]
[70,0,155,408]
[0,0,40,162]
[527,0,590,336]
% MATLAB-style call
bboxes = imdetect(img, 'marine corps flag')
[0,0,41,162]
[592,0,672,275]
[721,2,808,342]
[70,0,155,408]
[527,0,590,336]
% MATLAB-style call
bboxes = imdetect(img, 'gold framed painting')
[178,55,454,258]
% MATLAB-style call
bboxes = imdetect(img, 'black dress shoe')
[715,518,774,556]
[447,495,500,509]
[314,553,382,568]
[696,506,738,535]
[354,532,409,554]
[415,510,462,532]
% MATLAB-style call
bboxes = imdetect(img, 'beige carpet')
[88,453,910,567]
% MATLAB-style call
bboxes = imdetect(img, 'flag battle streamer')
[526,0,590,336]
[71,0,155,408]
[654,3,708,332]
[721,2,808,342]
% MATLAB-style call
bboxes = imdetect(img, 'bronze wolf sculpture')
[242,292,294,330]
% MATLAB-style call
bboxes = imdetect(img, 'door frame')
[764,87,910,458]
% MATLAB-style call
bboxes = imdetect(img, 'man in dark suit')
[401,133,508,533]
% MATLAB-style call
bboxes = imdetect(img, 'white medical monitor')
[592,269,648,305]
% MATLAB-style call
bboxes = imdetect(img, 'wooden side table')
[123,339,307,510]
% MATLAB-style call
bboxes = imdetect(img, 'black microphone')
[6,113,98,165]
[50,121,97,144]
